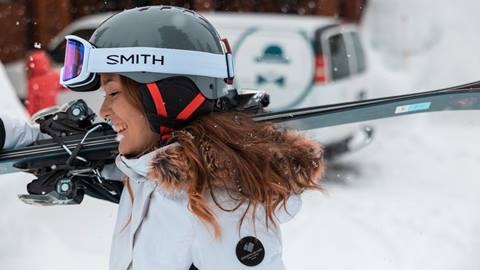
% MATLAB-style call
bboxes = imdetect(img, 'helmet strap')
[141,77,213,141]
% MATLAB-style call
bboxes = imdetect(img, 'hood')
[148,130,325,223]
[115,143,179,181]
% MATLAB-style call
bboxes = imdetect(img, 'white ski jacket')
[111,143,302,270]
[0,114,48,149]
[0,116,303,270]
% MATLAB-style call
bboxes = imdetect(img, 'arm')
[0,112,125,180]
[0,115,125,204]
[0,114,49,150]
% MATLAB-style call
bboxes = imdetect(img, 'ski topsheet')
[2,80,480,175]
[258,80,480,130]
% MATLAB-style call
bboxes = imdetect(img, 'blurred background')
[1,1,480,270]
[0,0,364,63]
[0,0,366,108]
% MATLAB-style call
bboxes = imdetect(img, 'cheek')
[111,97,142,123]
[114,100,151,135]
[111,99,128,118]
[129,112,149,132]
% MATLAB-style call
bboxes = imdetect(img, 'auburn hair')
[119,76,325,238]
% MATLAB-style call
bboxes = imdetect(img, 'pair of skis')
[1,80,480,205]
[3,80,480,171]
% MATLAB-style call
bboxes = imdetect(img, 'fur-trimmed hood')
[147,130,325,225]
[116,131,325,194]
[147,130,325,201]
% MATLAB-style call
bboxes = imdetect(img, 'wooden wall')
[0,0,28,63]
[0,0,367,63]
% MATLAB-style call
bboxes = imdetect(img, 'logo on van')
[234,28,315,109]
[255,45,290,64]
[257,74,285,87]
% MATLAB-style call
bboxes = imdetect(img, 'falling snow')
[1,1,480,270]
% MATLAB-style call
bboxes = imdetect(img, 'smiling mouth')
[112,124,127,133]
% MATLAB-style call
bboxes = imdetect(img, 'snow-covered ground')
[1,1,480,269]
[283,0,480,269]
[284,112,480,269]
[0,61,117,269]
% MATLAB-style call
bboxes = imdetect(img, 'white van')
[203,13,369,111]
[46,11,373,159]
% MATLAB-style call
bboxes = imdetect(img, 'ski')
[3,80,480,174]
[2,81,480,205]
[0,133,118,174]
[257,80,480,130]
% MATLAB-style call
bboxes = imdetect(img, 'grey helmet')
[88,6,234,99]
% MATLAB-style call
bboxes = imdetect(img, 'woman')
[100,73,324,269]
[2,6,325,270]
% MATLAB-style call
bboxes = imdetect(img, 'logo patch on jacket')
[235,236,265,266]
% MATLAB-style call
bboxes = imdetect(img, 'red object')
[176,93,206,121]
[146,82,172,140]
[314,55,328,84]
[146,82,168,117]
[222,38,232,54]
[146,81,207,141]
[26,50,63,115]
[222,38,234,85]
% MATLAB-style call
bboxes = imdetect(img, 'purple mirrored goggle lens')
[62,39,85,81]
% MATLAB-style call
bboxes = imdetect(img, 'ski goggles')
[60,35,235,91]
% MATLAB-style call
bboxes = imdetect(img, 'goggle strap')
[88,47,229,78]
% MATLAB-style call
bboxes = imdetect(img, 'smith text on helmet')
[106,54,165,65]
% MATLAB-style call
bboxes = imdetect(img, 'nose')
[99,97,112,119]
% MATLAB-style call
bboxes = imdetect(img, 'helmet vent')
[139,7,150,11]
[160,6,172,10]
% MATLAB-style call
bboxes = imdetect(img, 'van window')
[313,24,339,55]
[328,33,350,81]
[351,32,366,73]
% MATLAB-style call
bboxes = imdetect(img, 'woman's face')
[99,74,159,156]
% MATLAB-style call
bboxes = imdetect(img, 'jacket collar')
[115,143,179,181]
[115,151,156,181]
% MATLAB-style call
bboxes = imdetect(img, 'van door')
[342,29,368,100]
[291,26,369,144]
[306,26,367,107]
[226,27,315,111]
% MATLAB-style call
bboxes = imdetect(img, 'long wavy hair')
[120,76,325,238]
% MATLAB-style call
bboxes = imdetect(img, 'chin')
[119,142,146,158]
[118,142,132,156]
